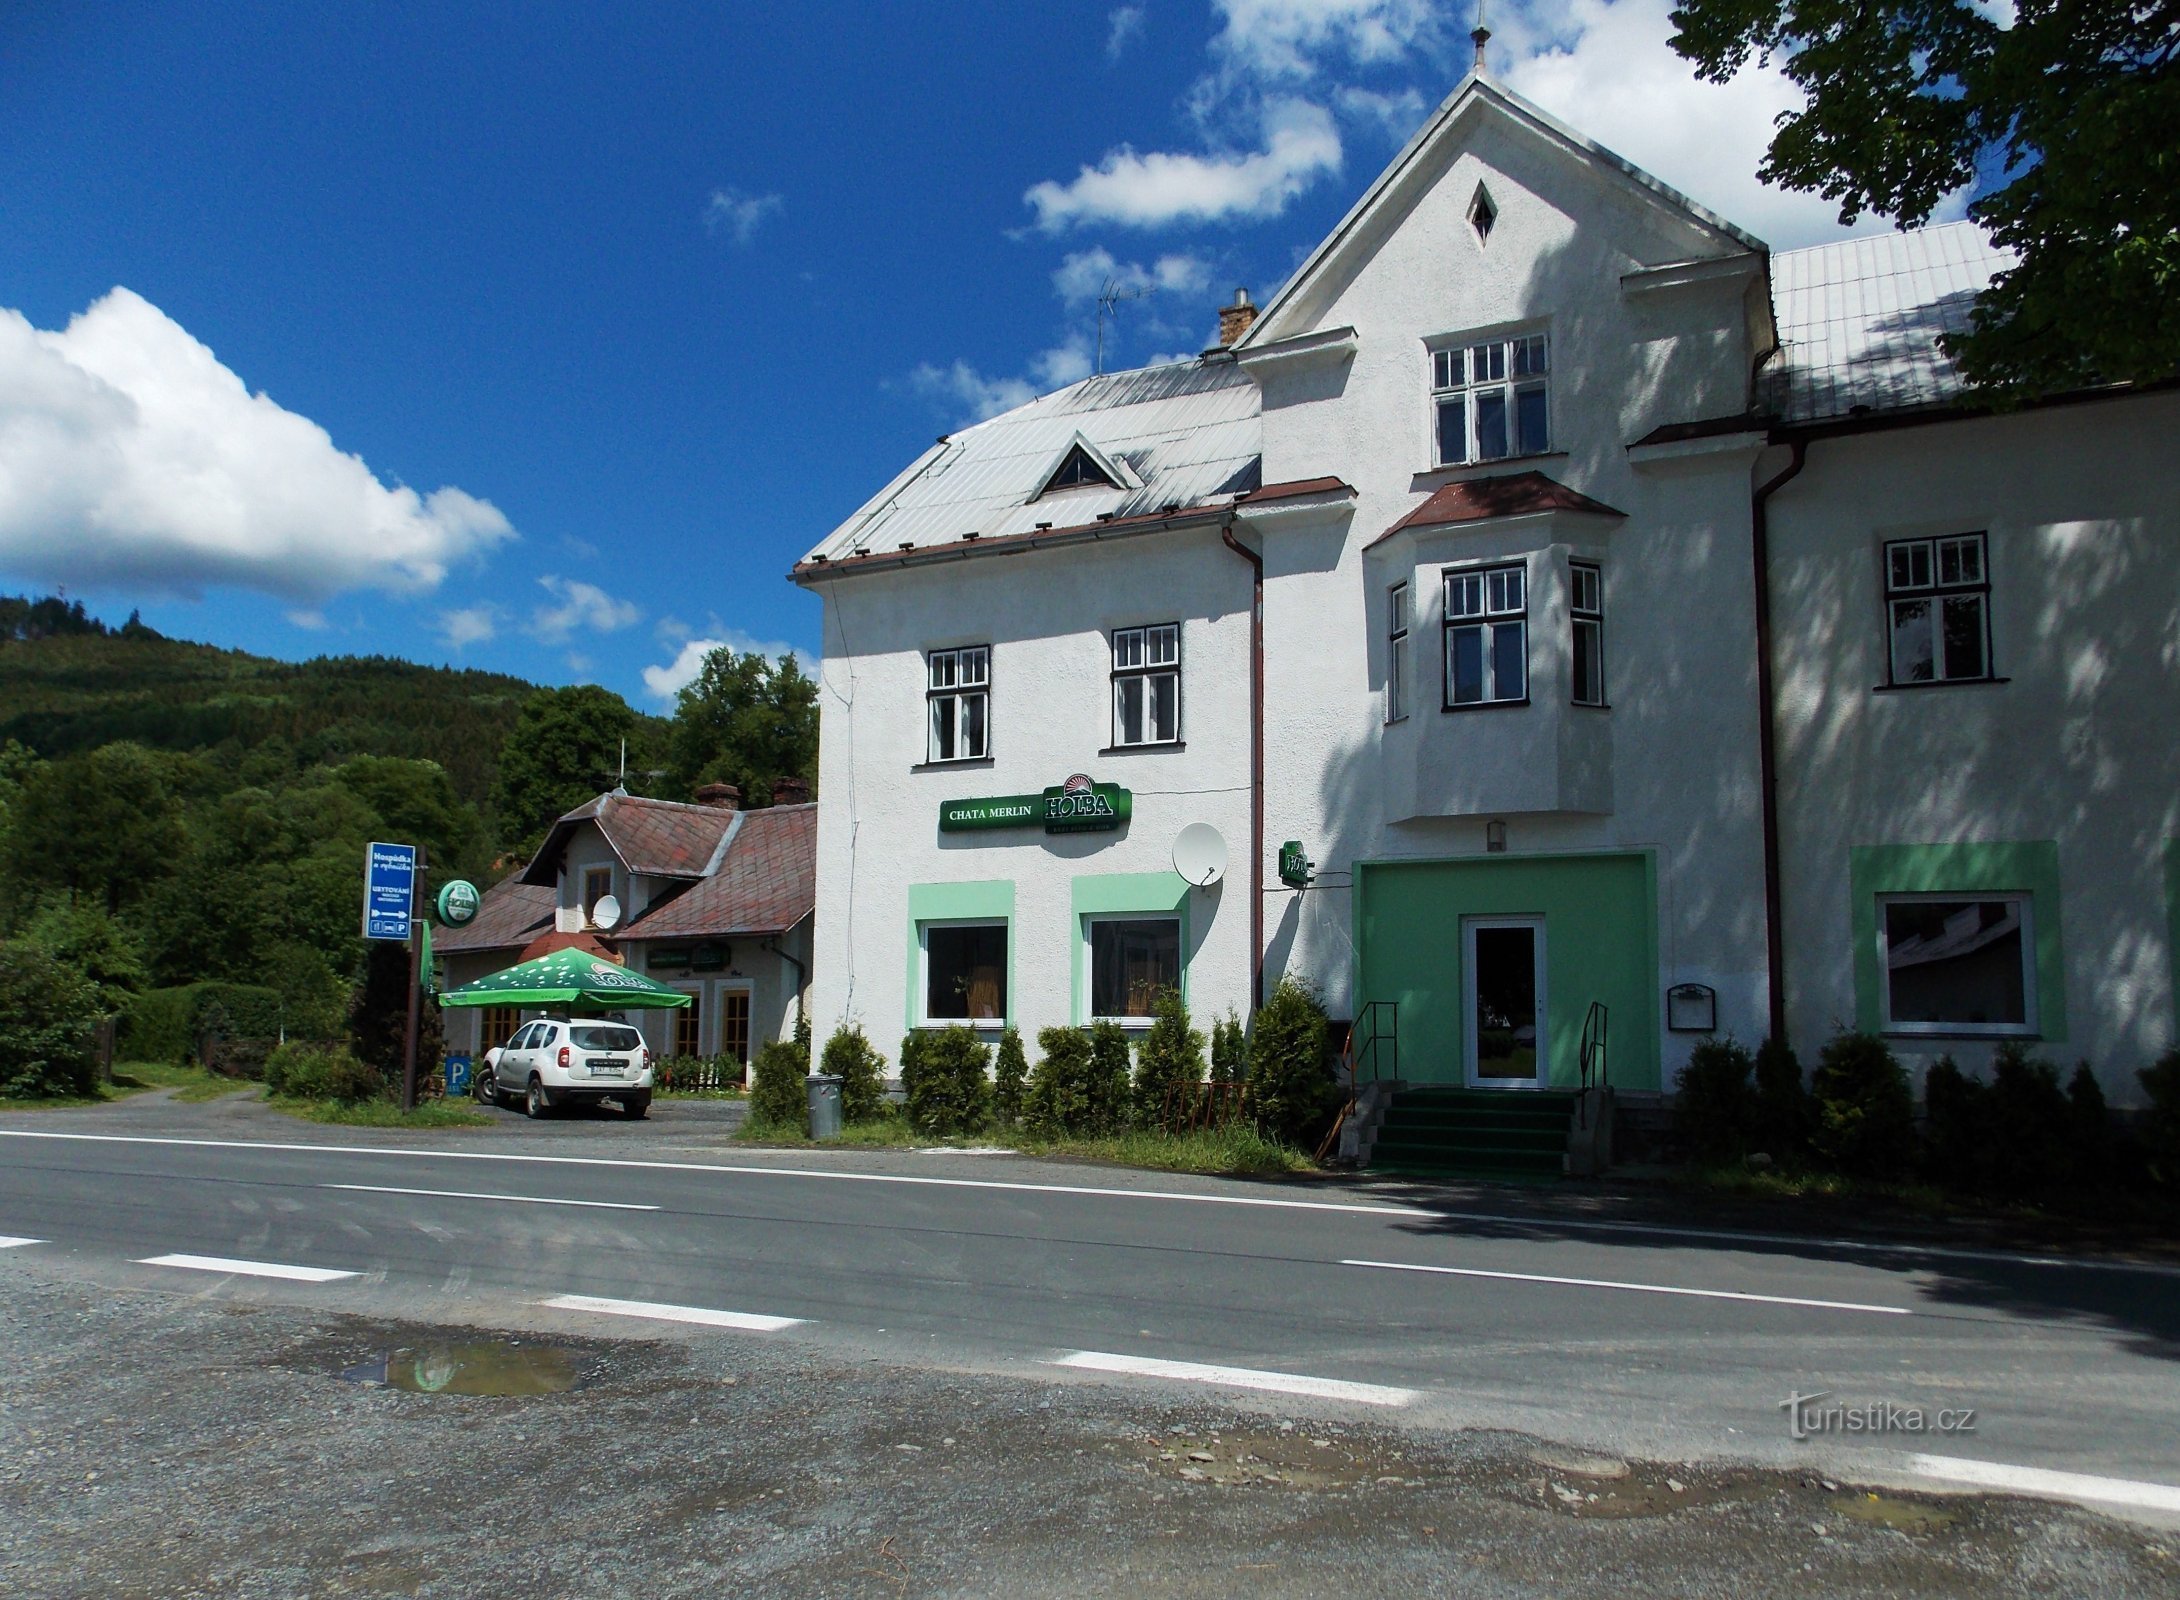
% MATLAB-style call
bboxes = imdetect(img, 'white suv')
[480,1017,655,1119]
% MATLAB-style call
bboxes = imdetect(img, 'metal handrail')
[1344,1000,1400,1087]
[1579,1000,1609,1094]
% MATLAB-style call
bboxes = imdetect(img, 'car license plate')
[587,1058,624,1075]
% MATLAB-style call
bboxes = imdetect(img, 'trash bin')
[806,1073,843,1141]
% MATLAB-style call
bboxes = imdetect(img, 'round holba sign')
[435,879,482,927]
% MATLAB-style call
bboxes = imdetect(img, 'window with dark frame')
[924,922,1007,1023]
[1089,917,1182,1022]
[1570,561,1605,706]
[481,1006,520,1052]
[1111,623,1180,747]
[1432,332,1548,466]
[926,645,990,762]
[1387,581,1410,723]
[674,993,703,1058]
[1043,444,1116,493]
[1878,894,2035,1035]
[1884,533,1991,684]
[582,866,613,922]
[718,990,751,1064]
[1444,563,1528,707]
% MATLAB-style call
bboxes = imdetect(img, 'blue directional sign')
[363,841,419,941]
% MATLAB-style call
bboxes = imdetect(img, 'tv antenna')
[1095,278,1152,374]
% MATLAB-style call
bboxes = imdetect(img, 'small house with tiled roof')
[436,782,816,1070]
[790,57,2177,1139]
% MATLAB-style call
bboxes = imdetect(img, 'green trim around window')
[1070,871,1192,1025]
[906,880,1015,1032]
[1848,841,2065,1041]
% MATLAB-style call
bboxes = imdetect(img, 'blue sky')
[0,2,1910,707]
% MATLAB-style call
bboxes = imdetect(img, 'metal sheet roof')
[1764,221,2014,424]
[802,357,1261,564]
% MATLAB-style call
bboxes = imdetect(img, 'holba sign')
[941,774,1131,835]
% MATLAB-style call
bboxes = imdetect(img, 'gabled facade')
[794,71,2179,1104]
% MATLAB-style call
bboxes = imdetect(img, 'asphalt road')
[3,1089,2177,1536]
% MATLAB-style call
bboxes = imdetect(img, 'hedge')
[120,982,284,1066]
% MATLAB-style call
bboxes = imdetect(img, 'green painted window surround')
[1848,841,2066,1042]
[906,880,1015,1032]
[1071,871,1192,1026]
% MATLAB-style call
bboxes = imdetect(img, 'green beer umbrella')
[437,946,692,1011]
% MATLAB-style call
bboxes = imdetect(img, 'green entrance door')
[1356,852,1658,1091]
[1463,917,1546,1088]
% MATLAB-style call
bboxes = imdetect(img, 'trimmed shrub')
[1209,1011,1248,1086]
[1026,1027,1094,1137]
[1133,990,1206,1130]
[1751,1037,1812,1162]
[1249,978,1335,1148]
[263,1041,382,1105]
[748,1038,810,1133]
[1810,1030,1916,1179]
[1921,1055,1990,1190]
[0,940,101,1099]
[2140,1048,2180,1186]
[822,1025,888,1125]
[653,1053,742,1092]
[120,982,284,1065]
[992,1027,1029,1127]
[1987,1040,2068,1195]
[2065,1062,2111,1187]
[1674,1037,1754,1165]
[1086,1021,1133,1136]
[903,1025,991,1137]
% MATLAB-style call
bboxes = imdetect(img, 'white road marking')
[0,1235,42,1249]
[540,1293,802,1332]
[1909,1453,2180,1514]
[324,1182,658,1211]
[1050,1350,1416,1408]
[137,1252,357,1283]
[1343,1257,1910,1315]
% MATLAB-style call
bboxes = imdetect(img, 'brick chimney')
[772,775,811,805]
[694,782,741,811]
[1216,287,1257,348]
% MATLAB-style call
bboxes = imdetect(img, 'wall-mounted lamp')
[1485,819,1507,854]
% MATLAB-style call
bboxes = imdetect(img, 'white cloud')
[704,186,784,244]
[1053,248,1214,306]
[1024,98,1342,231]
[435,603,501,649]
[654,614,693,645]
[285,608,328,631]
[534,575,640,641]
[642,630,808,703]
[0,288,514,602]
[1107,5,1145,59]
[1207,0,1444,82]
[1333,83,1427,142]
[908,333,1094,424]
[1500,0,1951,249]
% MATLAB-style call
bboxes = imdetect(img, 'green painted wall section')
[1354,852,1659,1090]
[1847,841,2066,1041]
[1070,871,1192,1024]
[905,880,1016,1032]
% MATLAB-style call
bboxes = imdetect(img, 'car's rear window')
[571,1025,643,1051]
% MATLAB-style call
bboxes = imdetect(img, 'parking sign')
[363,842,419,941]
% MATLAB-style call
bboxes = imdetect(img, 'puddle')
[340,1340,583,1396]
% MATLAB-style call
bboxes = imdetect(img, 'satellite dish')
[591,894,622,930]
[1172,822,1227,888]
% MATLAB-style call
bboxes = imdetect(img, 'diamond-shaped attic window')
[1469,185,1497,244]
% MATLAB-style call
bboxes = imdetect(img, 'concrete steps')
[1367,1086,1576,1179]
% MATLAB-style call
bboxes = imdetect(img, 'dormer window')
[1043,444,1118,494]
[1432,331,1549,466]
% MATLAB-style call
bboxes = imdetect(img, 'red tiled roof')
[1239,476,1353,504]
[431,878,555,954]
[1369,470,1626,548]
[789,499,1234,582]
[619,804,817,940]
[521,793,739,886]
[516,927,621,963]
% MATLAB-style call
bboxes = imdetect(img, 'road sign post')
[401,846,428,1112]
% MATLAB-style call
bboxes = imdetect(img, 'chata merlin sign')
[941,774,1131,835]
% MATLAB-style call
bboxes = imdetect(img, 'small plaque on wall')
[1666,983,1717,1033]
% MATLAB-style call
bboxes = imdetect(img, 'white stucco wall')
[806,525,1257,1059]
[1769,393,2180,1097]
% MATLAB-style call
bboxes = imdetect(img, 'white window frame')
[919,918,1009,1027]
[1431,331,1549,466]
[1082,912,1184,1027]
[925,645,991,764]
[1386,582,1409,723]
[1570,560,1605,707]
[1443,562,1528,708]
[1110,623,1181,748]
[1877,891,2038,1038]
[1883,533,1992,685]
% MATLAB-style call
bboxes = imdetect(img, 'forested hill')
[0,618,556,807]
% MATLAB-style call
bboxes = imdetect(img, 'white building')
[793,69,2179,1111]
